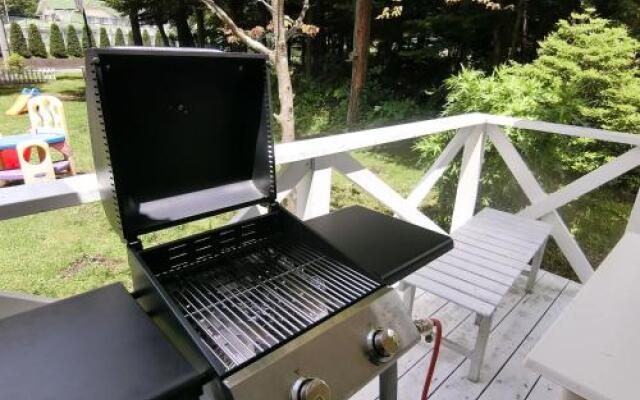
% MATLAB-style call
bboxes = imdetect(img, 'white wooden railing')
[2,113,640,283]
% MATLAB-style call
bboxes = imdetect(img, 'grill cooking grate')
[166,241,379,372]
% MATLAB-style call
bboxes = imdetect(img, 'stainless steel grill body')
[223,286,419,400]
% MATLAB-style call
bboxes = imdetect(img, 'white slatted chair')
[400,208,552,382]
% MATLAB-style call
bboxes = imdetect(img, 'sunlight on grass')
[0,73,425,298]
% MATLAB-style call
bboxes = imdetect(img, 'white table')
[525,232,640,400]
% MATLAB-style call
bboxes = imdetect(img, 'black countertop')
[305,206,453,285]
[0,283,204,400]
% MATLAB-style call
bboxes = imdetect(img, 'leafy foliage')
[0,0,37,18]
[82,26,96,52]
[66,25,82,57]
[7,53,26,71]
[439,10,640,175]
[154,32,163,47]
[99,27,111,47]
[49,23,67,58]
[142,29,151,46]
[9,23,30,58]
[27,24,46,58]
[127,30,135,46]
[114,28,125,46]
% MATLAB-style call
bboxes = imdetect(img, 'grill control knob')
[367,328,400,363]
[291,377,331,400]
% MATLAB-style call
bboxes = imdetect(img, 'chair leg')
[468,314,491,382]
[398,281,417,313]
[526,239,547,294]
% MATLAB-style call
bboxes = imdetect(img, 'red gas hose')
[420,318,443,400]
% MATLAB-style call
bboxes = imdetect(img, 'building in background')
[35,0,128,27]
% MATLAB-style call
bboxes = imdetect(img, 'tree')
[49,23,67,58]
[66,25,82,57]
[0,0,37,18]
[27,23,46,58]
[103,0,143,45]
[142,29,151,46]
[416,9,640,217]
[82,26,96,51]
[9,22,30,58]
[114,28,125,46]
[127,30,135,45]
[99,27,111,47]
[154,32,163,47]
[347,0,372,125]
[202,0,318,142]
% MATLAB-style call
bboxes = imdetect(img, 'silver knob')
[291,377,331,400]
[367,328,400,363]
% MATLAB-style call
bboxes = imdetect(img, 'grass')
[0,73,427,298]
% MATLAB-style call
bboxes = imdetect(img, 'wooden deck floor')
[350,269,579,400]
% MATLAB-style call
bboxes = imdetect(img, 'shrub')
[9,23,30,58]
[142,29,151,46]
[81,26,96,51]
[99,27,110,47]
[439,10,640,176]
[66,25,82,57]
[127,30,134,45]
[114,28,125,46]
[7,53,26,72]
[27,24,46,58]
[154,32,163,47]
[49,23,67,58]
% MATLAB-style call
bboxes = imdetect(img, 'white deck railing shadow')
[2,113,639,283]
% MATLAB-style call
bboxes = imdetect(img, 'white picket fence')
[2,113,639,283]
[0,68,56,85]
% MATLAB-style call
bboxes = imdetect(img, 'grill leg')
[379,362,398,400]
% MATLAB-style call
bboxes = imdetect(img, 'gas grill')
[85,48,452,400]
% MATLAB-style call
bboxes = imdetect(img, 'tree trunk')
[509,0,525,59]
[156,22,171,47]
[129,8,143,46]
[347,0,372,125]
[175,1,195,47]
[0,18,10,67]
[272,0,296,143]
[521,0,530,60]
[195,7,207,47]
[304,36,313,79]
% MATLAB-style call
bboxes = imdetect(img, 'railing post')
[294,157,332,220]
[451,125,485,232]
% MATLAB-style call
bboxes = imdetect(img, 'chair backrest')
[16,139,55,184]
[27,95,68,136]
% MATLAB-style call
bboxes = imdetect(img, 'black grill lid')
[86,48,275,242]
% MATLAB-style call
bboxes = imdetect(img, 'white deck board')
[349,269,578,400]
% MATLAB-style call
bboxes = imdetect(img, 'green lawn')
[0,74,427,298]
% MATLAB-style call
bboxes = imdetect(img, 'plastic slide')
[5,88,40,116]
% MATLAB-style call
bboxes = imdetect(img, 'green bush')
[27,24,46,58]
[7,53,26,72]
[49,23,67,58]
[127,30,134,46]
[66,25,82,57]
[81,27,96,51]
[414,9,640,277]
[154,32,163,47]
[99,27,110,47]
[114,28,125,46]
[439,10,640,175]
[9,23,30,58]
[142,29,151,46]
